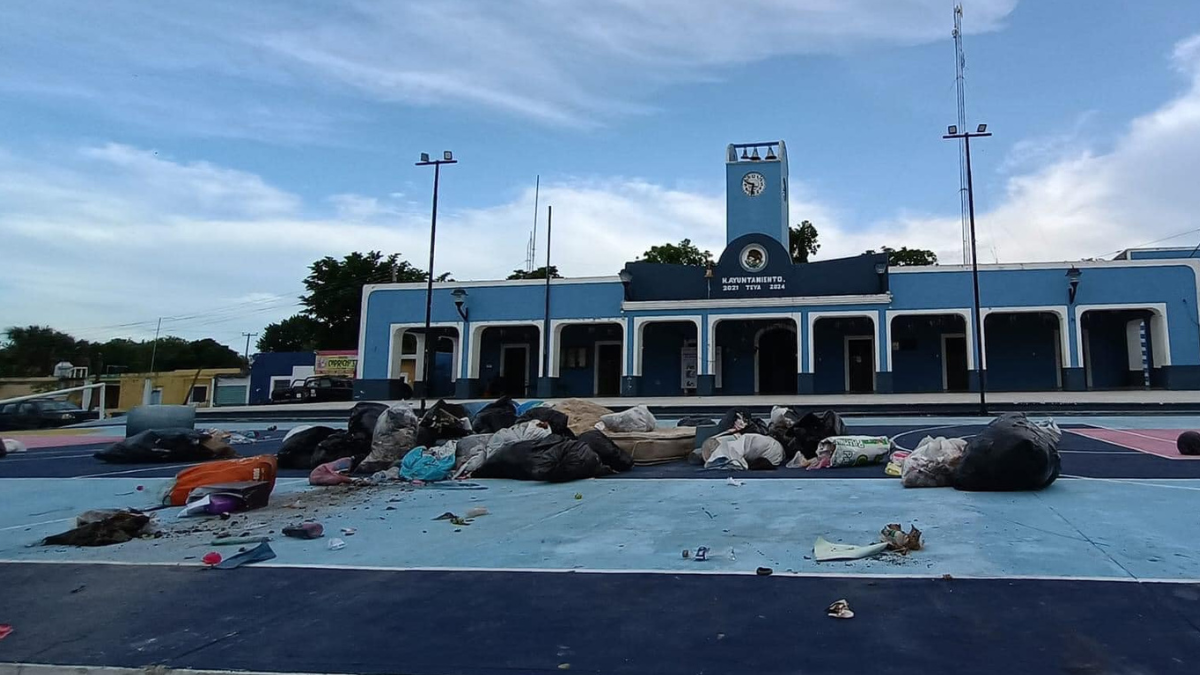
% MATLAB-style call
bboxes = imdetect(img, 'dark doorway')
[943,335,969,391]
[757,328,797,394]
[846,337,874,393]
[595,343,622,396]
[500,346,529,397]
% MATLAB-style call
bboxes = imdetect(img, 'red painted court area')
[1070,428,1200,460]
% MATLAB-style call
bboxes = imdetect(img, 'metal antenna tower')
[953,4,971,264]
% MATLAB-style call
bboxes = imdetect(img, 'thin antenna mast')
[954,5,971,265]
[529,175,540,272]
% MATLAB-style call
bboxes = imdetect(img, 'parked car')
[0,398,96,430]
[270,377,354,404]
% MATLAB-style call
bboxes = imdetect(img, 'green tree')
[299,251,431,349]
[865,246,939,267]
[507,265,562,280]
[258,315,323,353]
[789,220,820,263]
[639,239,712,266]
[0,326,85,377]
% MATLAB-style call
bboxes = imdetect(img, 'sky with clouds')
[3,0,1200,350]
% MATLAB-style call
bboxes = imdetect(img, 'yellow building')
[113,368,243,412]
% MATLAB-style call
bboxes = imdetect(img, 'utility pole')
[241,332,258,367]
[415,151,458,413]
[541,205,553,397]
[943,124,992,416]
[148,317,162,373]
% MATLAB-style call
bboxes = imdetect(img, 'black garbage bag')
[474,435,605,482]
[789,410,847,460]
[1177,430,1200,456]
[516,407,574,438]
[310,430,372,469]
[578,429,634,473]
[415,399,472,448]
[953,413,1061,491]
[716,407,769,436]
[473,396,518,434]
[348,402,389,440]
[677,416,716,427]
[530,438,607,482]
[94,429,234,464]
[277,425,337,470]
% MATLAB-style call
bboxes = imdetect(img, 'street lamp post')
[943,124,991,416]
[415,151,457,414]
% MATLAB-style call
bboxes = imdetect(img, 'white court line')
[0,452,104,462]
[1061,474,1200,491]
[0,557,1196,584]
[71,464,192,478]
[0,516,74,532]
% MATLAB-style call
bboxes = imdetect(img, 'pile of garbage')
[280,398,664,486]
[693,406,888,472]
[892,413,1062,491]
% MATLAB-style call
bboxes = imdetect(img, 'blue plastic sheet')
[399,446,455,481]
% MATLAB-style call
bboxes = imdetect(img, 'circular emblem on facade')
[740,243,767,272]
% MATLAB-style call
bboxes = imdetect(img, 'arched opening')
[757,325,798,394]
[1080,308,1162,389]
[557,322,624,397]
[890,314,969,393]
[984,312,1063,391]
[638,321,698,396]
[812,316,876,394]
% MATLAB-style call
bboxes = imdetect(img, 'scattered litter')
[327,538,346,551]
[942,574,954,581]
[202,551,222,566]
[340,527,357,536]
[880,523,923,554]
[813,536,888,562]
[211,536,270,546]
[694,546,709,562]
[558,664,571,671]
[434,512,458,521]
[826,599,854,619]
[266,425,278,431]
[70,584,86,594]
[466,506,489,518]
[42,511,151,547]
[574,493,583,500]
[453,528,462,532]
[726,477,744,487]
[3,438,28,454]
[729,548,736,561]
[0,625,12,640]
[901,437,966,487]
[214,541,276,569]
[756,566,773,576]
[682,549,690,559]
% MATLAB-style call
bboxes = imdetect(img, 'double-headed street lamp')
[943,124,991,416]
[416,151,457,413]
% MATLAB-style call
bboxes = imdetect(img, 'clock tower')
[725,141,789,246]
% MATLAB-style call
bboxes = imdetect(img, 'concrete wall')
[249,352,315,404]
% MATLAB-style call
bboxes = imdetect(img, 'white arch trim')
[468,321,545,379]
[807,310,881,375]
[885,309,974,371]
[978,306,1069,369]
[386,322,464,381]
[706,312,802,377]
[549,318,627,378]
[1073,303,1170,368]
[632,315,702,377]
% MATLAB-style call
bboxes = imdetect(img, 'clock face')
[742,172,765,197]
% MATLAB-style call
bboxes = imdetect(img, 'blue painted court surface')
[2,414,1199,674]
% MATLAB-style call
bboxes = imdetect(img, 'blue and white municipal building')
[355,141,1200,399]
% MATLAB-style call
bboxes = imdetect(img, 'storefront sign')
[316,350,358,378]
[720,275,787,293]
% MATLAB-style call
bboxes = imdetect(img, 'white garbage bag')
[901,435,968,488]
[454,421,552,478]
[358,403,419,473]
[704,433,784,470]
[598,405,656,433]
[791,435,891,469]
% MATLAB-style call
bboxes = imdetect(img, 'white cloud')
[0,0,1019,132]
